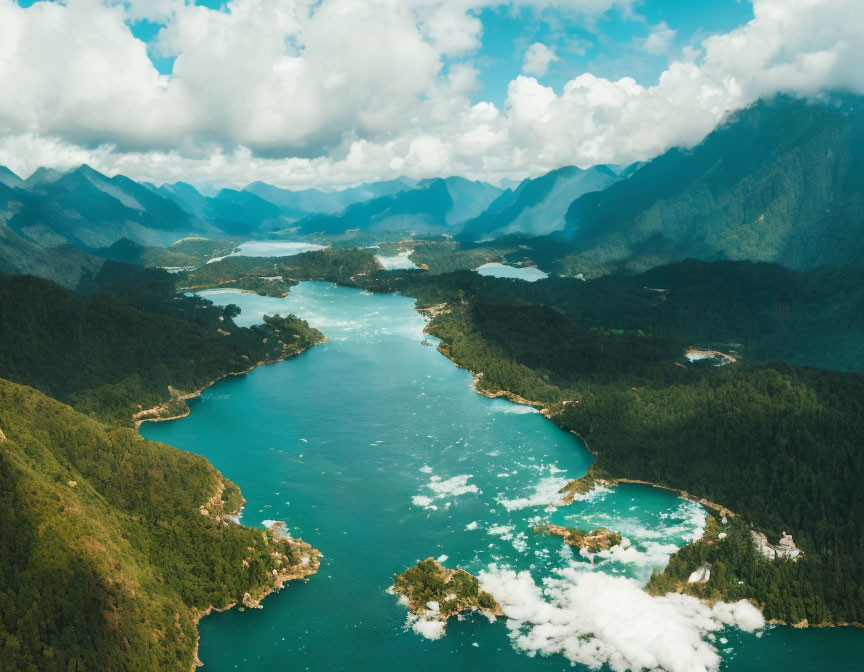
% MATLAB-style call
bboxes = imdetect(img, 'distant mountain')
[244,177,418,217]
[0,166,23,189]
[24,166,66,188]
[550,94,864,276]
[151,177,422,235]
[0,164,211,286]
[294,177,502,234]
[202,188,283,235]
[0,217,100,288]
[151,181,210,218]
[0,164,196,249]
[458,165,622,242]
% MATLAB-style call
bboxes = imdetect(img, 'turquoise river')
[141,282,863,671]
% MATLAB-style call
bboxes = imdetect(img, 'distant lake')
[234,241,326,257]
[207,241,326,263]
[474,262,548,281]
[375,250,419,270]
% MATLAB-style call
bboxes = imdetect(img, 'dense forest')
[0,263,323,424]
[385,259,864,371]
[0,378,319,672]
[354,262,864,625]
[184,248,381,290]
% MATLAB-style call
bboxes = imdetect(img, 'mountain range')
[457,164,623,242]
[3,93,864,289]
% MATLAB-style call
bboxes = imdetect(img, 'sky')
[0,0,863,188]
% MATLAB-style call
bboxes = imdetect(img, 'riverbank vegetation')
[183,248,381,290]
[0,263,323,425]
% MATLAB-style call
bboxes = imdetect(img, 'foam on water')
[141,282,862,672]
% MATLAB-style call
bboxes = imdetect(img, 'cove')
[141,283,864,671]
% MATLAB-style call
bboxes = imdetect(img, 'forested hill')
[544,94,864,277]
[0,264,323,424]
[377,263,864,625]
[387,259,864,372]
[0,378,319,672]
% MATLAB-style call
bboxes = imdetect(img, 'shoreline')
[134,338,326,428]
[417,312,859,631]
[128,325,327,670]
[189,542,321,670]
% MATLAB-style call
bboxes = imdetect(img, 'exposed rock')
[751,530,801,561]
[558,466,611,502]
[535,524,623,553]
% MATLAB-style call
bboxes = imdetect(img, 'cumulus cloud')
[522,42,560,76]
[639,21,676,54]
[409,615,447,639]
[479,565,765,672]
[0,0,863,186]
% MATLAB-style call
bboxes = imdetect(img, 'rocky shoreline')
[126,320,326,671]
[191,535,321,670]
[189,485,322,670]
[134,338,326,428]
[418,335,850,628]
[393,558,502,636]
[535,523,623,552]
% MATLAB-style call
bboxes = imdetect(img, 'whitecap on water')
[496,476,570,511]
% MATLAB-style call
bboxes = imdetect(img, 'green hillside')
[550,95,864,277]
[0,378,319,672]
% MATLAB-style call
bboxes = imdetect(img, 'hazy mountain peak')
[24,166,67,187]
[457,164,622,241]
[0,166,24,189]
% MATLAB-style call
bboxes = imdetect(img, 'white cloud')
[479,565,765,672]
[409,614,447,639]
[0,0,863,187]
[640,21,676,55]
[522,42,560,76]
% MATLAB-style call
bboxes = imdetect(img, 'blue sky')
[467,1,753,105]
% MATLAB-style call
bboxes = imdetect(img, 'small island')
[393,558,502,632]
[558,466,612,502]
[535,524,623,552]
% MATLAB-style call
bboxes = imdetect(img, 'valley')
[2,91,864,671]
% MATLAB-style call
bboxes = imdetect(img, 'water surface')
[474,262,548,281]
[375,251,419,270]
[141,283,863,671]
